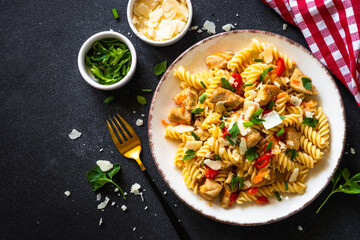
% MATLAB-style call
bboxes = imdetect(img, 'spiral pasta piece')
[174,66,205,90]
[236,185,274,204]
[174,143,186,168]
[300,135,323,160]
[227,47,253,73]
[164,126,195,142]
[272,181,307,194]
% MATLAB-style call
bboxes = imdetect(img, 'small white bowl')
[78,31,137,90]
[127,0,193,47]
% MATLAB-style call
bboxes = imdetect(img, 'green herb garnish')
[301,77,312,90]
[252,108,264,117]
[280,115,286,120]
[230,175,244,191]
[243,83,253,87]
[198,93,207,104]
[183,150,196,161]
[191,108,204,114]
[112,8,119,19]
[276,128,285,137]
[249,117,265,125]
[228,122,240,138]
[245,146,258,161]
[302,117,319,127]
[104,95,115,104]
[260,67,273,82]
[221,77,235,92]
[275,191,282,201]
[267,100,274,110]
[137,95,147,105]
[200,81,207,88]
[219,122,225,129]
[316,168,360,213]
[141,89,152,93]
[85,39,131,85]
[243,122,254,127]
[286,149,298,160]
[86,163,126,199]
[191,132,200,140]
[254,58,263,62]
[154,60,167,76]
[265,141,273,151]
[225,135,234,145]
[284,181,288,191]
[214,155,221,160]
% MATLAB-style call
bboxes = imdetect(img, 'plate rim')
[148,29,346,226]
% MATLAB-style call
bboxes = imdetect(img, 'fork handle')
[143,170,191,240]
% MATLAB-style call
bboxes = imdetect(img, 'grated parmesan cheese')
[305,111,313,118]
[262,44,274,64]
[68,129,82,140]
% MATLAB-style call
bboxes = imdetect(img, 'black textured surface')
[1,0,360,239]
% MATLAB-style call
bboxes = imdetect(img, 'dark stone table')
[1,0,359,239]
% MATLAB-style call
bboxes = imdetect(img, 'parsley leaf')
[137,95,147,105]
[221,77,235,92]
[198,93,207,104]
[302,117,319,127]
[317,168,360,213]
[230,175,244,191]
[154,60,167,76]
[245,146,258,161]
[228,122,240,138]
[302,77,312,90]
[183,150,196,160]
[260,67,273,82]
[86,163,126,199]
[191,108,204,114]
[285,149,298,160]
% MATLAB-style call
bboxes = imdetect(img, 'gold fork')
[107,114,190,240]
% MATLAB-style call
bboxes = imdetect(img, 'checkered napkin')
[262,0,360,107]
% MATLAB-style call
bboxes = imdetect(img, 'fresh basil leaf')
[221,77,235,92]
[245,146,258,161]
[228,122,240,138]
[183,150,196,160]
[260,67,273,82]
[302,117,319,127]
[137,95,147,105]
[191,108,204,114]
[302,77,312,90]
[154,60,167,76]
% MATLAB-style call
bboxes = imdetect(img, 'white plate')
[148,30,346,225]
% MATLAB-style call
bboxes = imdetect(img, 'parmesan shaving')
[69,129,82,140]
[290,96,302,106]
[204,159,222,170]
[185,141,203,150]
[262,111,283,129]
[172,124,194,133]
[222,23,235,32]
[262,44,274,64]
[203,20,216,34]
[289,168,299,182]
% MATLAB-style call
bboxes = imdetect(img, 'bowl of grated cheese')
[127,0,193,47]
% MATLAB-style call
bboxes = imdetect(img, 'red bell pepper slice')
[248,187,258,195]
[256,196,269,204]
[204,168,219,179]
[231,73,243,95]
[228,192,239,207]
[276,58,285,76]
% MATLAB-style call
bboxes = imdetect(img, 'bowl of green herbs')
[78,31,137,90]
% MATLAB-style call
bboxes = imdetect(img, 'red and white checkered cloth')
[262,0,360,107]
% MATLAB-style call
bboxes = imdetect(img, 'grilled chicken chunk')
[289,68,318,95]
[194,117,211,141]
[254,84,282,106]
[168,108,192,123]
[199,179,223,201]
[245,128,262,148]
[206,52,234,70]
[285,127,300,150]
[173,87,198,110]
[209,87,244,110]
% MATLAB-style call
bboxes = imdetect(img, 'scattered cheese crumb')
[111,202,116,206]
[350,147,355,154]
[131,183,142,195]
[96,193,102,201]
[290,96,302,106]
[140,193,144,202]
[163,191,167,195]
[141,114,145,117]
[133,111,136,114]
[174,204,177,207]
[99,148,103,152]
[236,13,239,17]
[345,151,348,154]
[203,20,216,34]
[97,197,110,210]
[114,188,119,192]
[283,23,288,31]
[305,111,313,118]
[133,227,136,232]
[298,225,303,231]
[99,218,103,226]
[197,29,203,33]
[234,23,237,26]
[222,23,235,32]
[64,191,71,197]
[68,129,82,140]
[121,205,127,211]
[190,25,198,30]
[96,160,113,172]
[124,192,128,195]
[144,206,148,210]
[136,119,144,126]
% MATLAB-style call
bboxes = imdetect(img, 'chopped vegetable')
[200,81,207,88]
[267,100,274,110]
[112,8,119,19]
[265,141,273,152]
[286,149,298,160]
[301,77,312,90]
[183,150,196,160]
[154,60,167,76]
[214,155,221,160]
[260,67,273,82]
[302,117,319,127]
[256,196,269,204]
[245,146,258,161]
[228,192,238,207]
[231,73,243,94]
[316,168,360,213]
[253,108,264,117]
[276,128,285,137]
[275,191,282,201]
[284,181,288,191]
[85,39,131,85]
[248,187,258,195]
[255,154,272,169]
[191,108,204,114]
[242,122,254,127]
[198,93,207,104]
[191,132,200,140]
[225,134,234,145]
[204,168,219,179]
[137,95,147,105]
[104,95,115,104]
[228,122,240,138]
[249,117,265,125]
[280,115,286,120]
[219,122,225,129]
[221,77,235,92]
[243,83,253,87]
[86,163,126,199]
[142,89,152,93]
[254,58,263,62]
[276,58,285,76]
[253,169,268,184]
